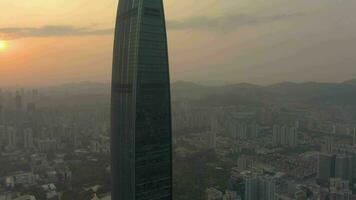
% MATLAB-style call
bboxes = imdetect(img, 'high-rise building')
[317,153,335,184]
[208,131,217,151]
[0,125,5,150]
[15,91,22,111]
[335,155,354,182]
[237,155,254,171]
[24,128,34,151]
[111,0,172,199]
[272,125,298,147]
[288,127,298,147]
[7,126,17,150]
[244,175,275,200]
[258,177,276,200]
[272,125,280,146]
[27,103,36,113]
[245,176,258,200]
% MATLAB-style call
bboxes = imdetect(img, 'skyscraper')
[111,0,172,199]
[15,91,22,112]
[317,153,336,184]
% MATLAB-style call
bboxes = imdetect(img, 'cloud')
[167,13,302,32]
[0,12,301,39]
[0,25,114,40]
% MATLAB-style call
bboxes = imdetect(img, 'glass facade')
[111,0,172,199]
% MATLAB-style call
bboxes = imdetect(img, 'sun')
[0,40,7,51]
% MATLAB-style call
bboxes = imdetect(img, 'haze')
[0,0,356,86]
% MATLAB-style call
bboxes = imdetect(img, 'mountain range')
[39,79,356,106]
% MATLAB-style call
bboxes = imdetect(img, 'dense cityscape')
[0,80,356,200]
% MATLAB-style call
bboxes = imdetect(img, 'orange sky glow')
[1,0,356,86]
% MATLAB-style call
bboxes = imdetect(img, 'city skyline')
[1,0,356,86]
[1,1,356,200]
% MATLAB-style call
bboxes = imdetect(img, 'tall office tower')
[111,0,172,199]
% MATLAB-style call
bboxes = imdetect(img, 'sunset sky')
[1,0,356,86]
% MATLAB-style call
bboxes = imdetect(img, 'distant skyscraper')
[111,0,172,199]
[288,127,298,147]
[208,130,217,151]
[272,125,280,146]
[27,103,36,113]
[24,128,34,151]
[7,127,17,150]
[15,91,22,111]
[317,153,336,184]
[335,155,354,182]
[0,125,5,149]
